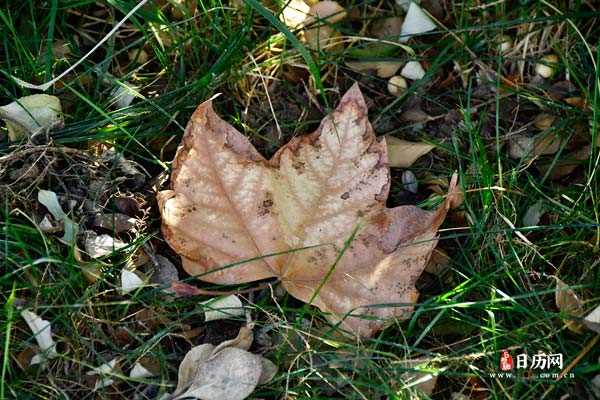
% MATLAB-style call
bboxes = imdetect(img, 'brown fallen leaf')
[554,277,585,334]
[158,84,458,336]
[386,136,435,168]
[508,132,562,159]
[171,324,276,400]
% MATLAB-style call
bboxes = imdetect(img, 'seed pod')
[535,54,559,79]
[387,75,408,96]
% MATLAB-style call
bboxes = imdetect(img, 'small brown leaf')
[554,277,585,333]
[172,326,276,400]
[386,136,435,168]
[159,84,457,336]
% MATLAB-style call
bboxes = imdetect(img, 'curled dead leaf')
[20,309,58,365]
[171,325,276,400]
[158,84,457,336]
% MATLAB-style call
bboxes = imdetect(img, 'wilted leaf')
[84,231,127,258]
[304,1,346,50]
[583,304,600,333]
[424,247,450,275]
[371,17,403,39]
[280,0,310,28]
[94,213,137,233]
[110,82,139,109]
[399,358,438,396]
[0,94,63,141]
[172,326,276,400]
[20,310,58,365]
[401,61,426,80]
[554,278,585,333]
[150,255,180,288]
[130,357,160,378]
[87,358,119,390]
[158,84,457,336]
[121,269,145,294]
[522,200,544,227]
[402,170,418,193]
[592,375,600,398]
[38,190,79,245]
[203,295,245,322]
[508,133,562,159]
[400,2,436,43]
[387,136,435,168]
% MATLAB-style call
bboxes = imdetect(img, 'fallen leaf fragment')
[150,255,180,289]
[508,133,562,159]
[304,1,346,50]
[424,247,450,275]
[38,190,79,245]
[84,231,126,258]
[371,17,403,39]
[0,94,63,141]
[130,357,160,378]
[399,358,438,396]
[592,375,600,398]
[94,213,137,233]
[346,60,403,78]
[522,200,544,227]
[305,1,346,24]
[20,310,58,365]
[396,0,420,12]
[280,0,310,28]
[583,304,600,333]
[158,84,457,336]
[554,278,585,333]
[402,170,418,193]
[87,358,119,390]
[387,136,435,168]
[401,61,426,80]
[400,2,436,43]
[121,269,145,294]
[203,295,245,322]
[111,82,139,109]
[170,0,197,19]
[172,326,276,400]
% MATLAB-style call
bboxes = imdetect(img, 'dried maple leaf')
[158,84,458,336]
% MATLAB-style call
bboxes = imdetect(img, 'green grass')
[1,0,600,399]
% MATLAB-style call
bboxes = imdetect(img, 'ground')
[1,0,600,399]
